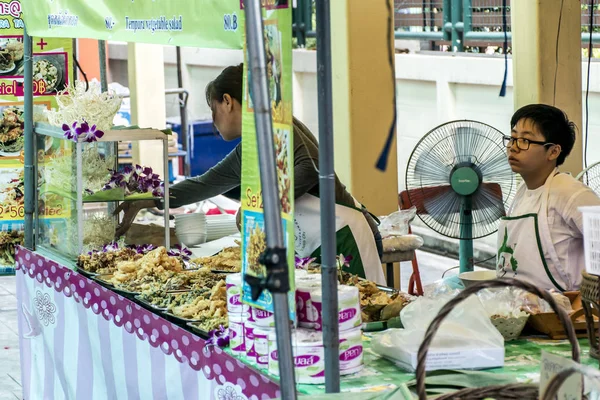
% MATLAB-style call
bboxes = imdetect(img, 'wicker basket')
[541,364,600,400]
[581,271,600,360]
[491,314,530,341]
[415,279,581,400]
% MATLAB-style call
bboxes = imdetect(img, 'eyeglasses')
[502,135,556,151]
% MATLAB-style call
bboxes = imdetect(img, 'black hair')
[205,63,244,108]
[510,104,576,166]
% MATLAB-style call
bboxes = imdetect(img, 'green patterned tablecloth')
[228,335,598,396]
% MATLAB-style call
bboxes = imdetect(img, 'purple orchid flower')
[295,255,317,270]
[206,325,230,348]
[143,167,153,176]
[84,124,104,142]
[167,244,192,262]
[132,244,155,254]
[152,186,164,198]
[121,166,135,183]
[62,122,78,140]
[102,242,120,252]
[336,254,353,268]
[103,181,118,190]
[134,165,145,176]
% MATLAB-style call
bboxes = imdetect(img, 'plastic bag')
[379,207,417,237]
[518,289,573,315]
[477,288,529,318]
[382,234,424,252]
[371,293,504,372]
[422,279,462,299]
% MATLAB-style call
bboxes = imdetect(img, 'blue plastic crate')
[169,119,241,178]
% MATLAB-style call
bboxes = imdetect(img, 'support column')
[331,0,398,216]
[512,0,583,175]
[127,43,167,177]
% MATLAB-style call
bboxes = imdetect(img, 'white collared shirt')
[510,171,600,287]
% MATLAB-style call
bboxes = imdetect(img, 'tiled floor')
[0,275,21,400]
[0,250,467,400]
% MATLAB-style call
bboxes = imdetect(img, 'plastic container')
[579,206,600,275]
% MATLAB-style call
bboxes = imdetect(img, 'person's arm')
[564,188,600,235]
[157,144,242,209]
[115,144,242,238]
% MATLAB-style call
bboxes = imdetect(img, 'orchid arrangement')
[62,121,105,143]
[85,241,156,256]
[86,164,164,198]
[206,325,230,348]
[134,244,156,254]
[294,255,317,270]
[167,244,192,262]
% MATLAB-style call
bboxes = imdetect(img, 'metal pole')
[163,138,170,249]
[23,28,34,250]
[98,40,108,92]
[244,1,297,398]
[98,40,118,218]
[315,0,340,393]
[175,47,191,177]
[72,39,78,82]
[451,0,463,51]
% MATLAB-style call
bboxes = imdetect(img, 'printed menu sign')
[539,351,582,400]
[240,2,294,319]
[19,0,244,49]
[0,0,72,273]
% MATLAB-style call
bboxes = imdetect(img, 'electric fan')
[576,161,600,196]
[405,120,517,273]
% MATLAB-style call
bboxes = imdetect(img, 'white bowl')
[176,233,207,247]
[459,270,497,288]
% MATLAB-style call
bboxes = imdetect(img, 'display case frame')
[33,122,170,263]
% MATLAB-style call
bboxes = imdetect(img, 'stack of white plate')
[174,213,207,246]
[206,214,239,242]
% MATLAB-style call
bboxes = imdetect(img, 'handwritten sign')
[539,351,582,400]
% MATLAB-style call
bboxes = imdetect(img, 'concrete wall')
[107,44,600,190]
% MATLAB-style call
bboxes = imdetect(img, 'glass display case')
[33,122,170,263]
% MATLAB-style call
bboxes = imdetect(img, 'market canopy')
[19,0,244,49]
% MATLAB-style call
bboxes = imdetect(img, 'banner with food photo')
[240,3,294,318]
[0,1,73,273]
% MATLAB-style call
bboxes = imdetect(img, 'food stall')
[14,1,600,400]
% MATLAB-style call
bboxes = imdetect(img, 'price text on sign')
[0,205,24,219]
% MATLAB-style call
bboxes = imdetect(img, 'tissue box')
[393,346,505,372]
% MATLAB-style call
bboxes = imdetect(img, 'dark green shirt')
[160,118,379,236]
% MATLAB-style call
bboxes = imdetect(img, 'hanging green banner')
[18,0,244,49]
[241,2,295,319]
[0,0,73,274]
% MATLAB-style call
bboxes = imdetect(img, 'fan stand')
[459,197,474,273]
[450,163,479,273]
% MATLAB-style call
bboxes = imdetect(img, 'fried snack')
[109,247,182,290]
[339,270,414,322]
[191,246,242,272]
[77,248,141,275]
[248,226,266,275]
[170,280,228,331]
[380,292,412,321]
[138,270,227,308]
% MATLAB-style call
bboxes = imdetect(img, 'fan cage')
[405,120,517,240]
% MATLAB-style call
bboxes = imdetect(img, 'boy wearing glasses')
[497,104,600,291]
